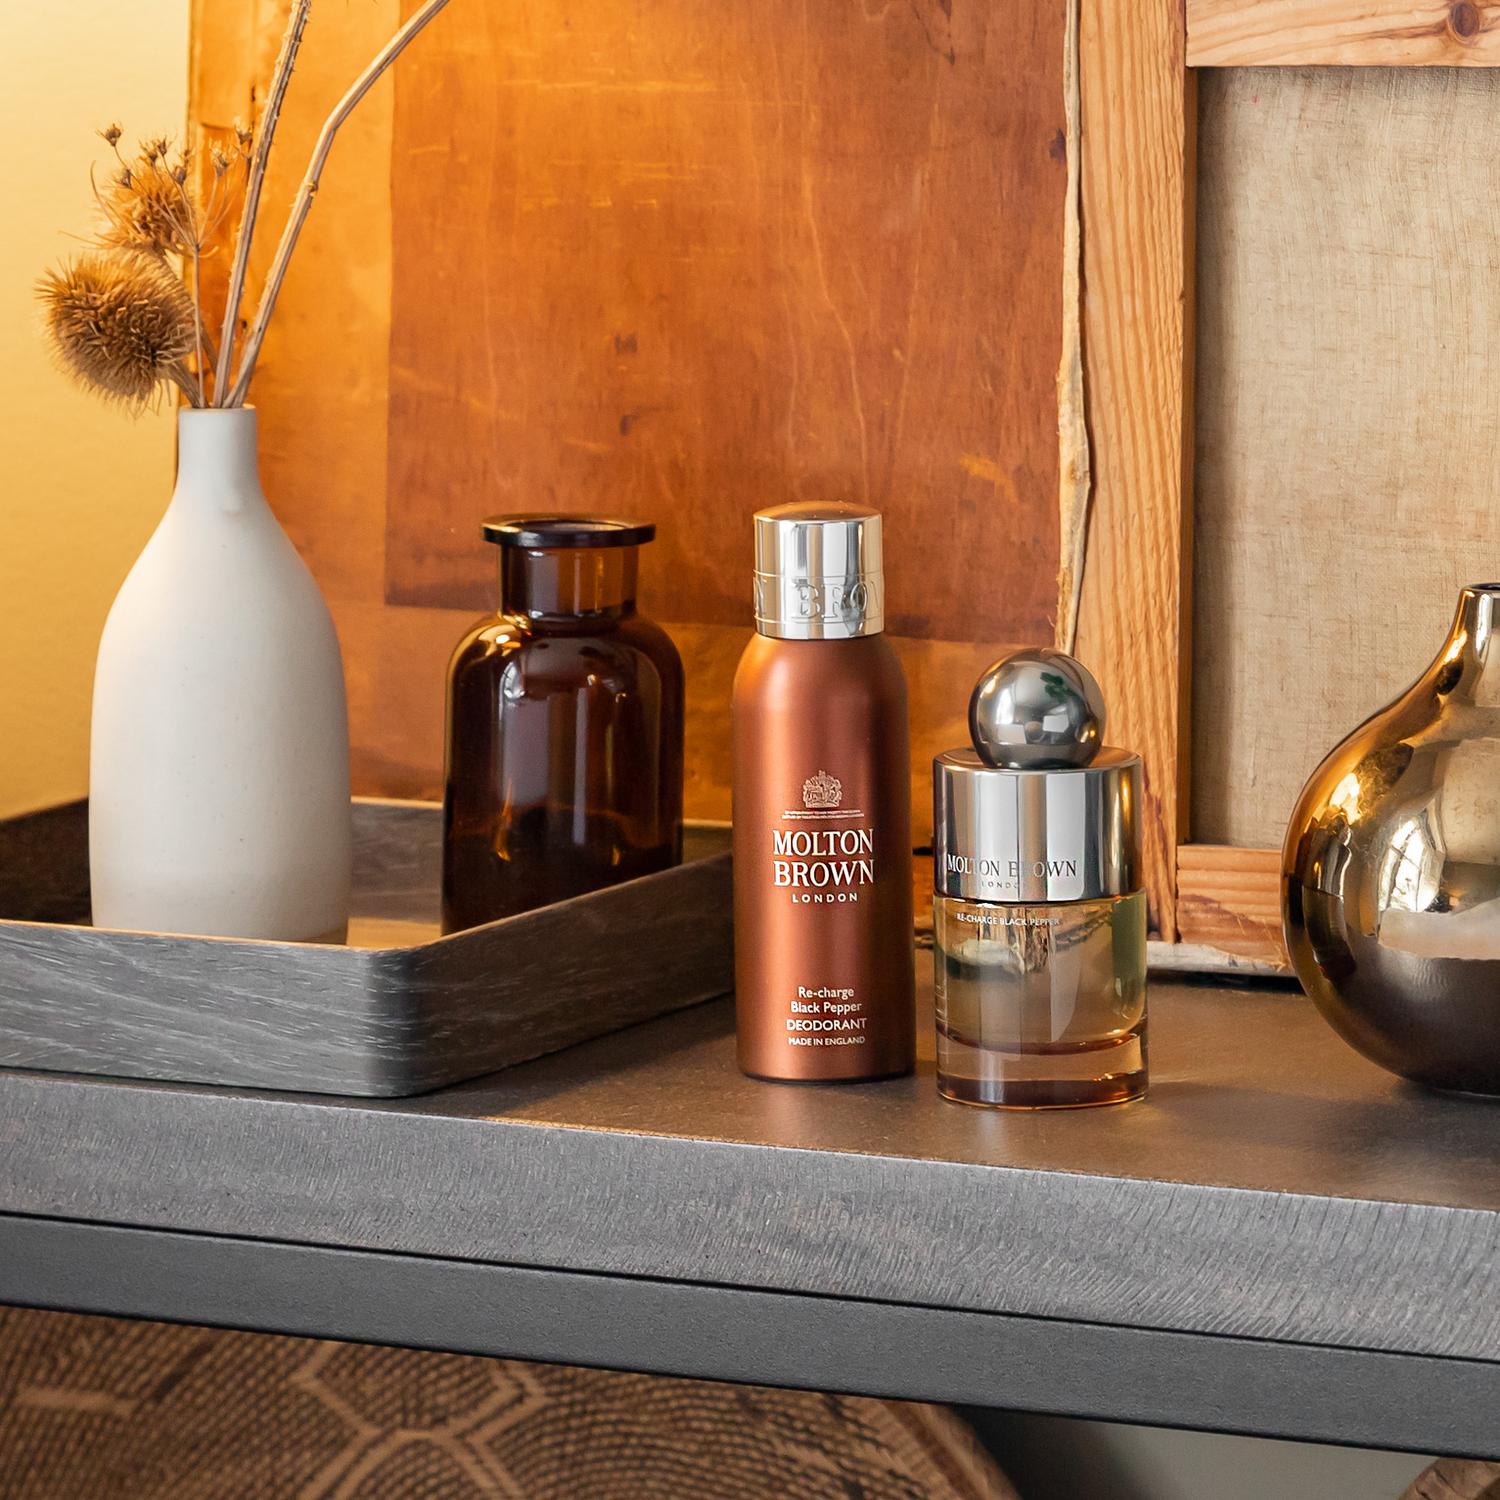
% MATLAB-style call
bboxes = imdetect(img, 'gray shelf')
[3,975,1499,1457]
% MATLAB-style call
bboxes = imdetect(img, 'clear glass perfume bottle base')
[933,889,1148,1110]
[935,1022,1147,1108]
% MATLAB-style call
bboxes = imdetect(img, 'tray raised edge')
[0,801,732,1097]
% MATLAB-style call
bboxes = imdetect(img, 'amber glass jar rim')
[481,515,656,549]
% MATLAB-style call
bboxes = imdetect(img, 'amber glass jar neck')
[500,547,639,621]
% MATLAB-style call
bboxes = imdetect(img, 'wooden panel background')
[1191,66,1500,856]
[192,0,1071,829]
[387,0,1065,642]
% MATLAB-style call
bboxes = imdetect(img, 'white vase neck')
[174,407,265,514]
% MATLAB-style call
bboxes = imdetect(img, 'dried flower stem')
[88,134,245,405]
[169,162,209,404]
[189,244,206,403]
[225,0,452,406]
[214,0,311,405]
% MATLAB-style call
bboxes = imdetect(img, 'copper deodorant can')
[732,503,916,1082]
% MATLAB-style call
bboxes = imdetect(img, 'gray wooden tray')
[0,800,731,1097]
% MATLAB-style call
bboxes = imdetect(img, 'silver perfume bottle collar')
[933,747,1141,903]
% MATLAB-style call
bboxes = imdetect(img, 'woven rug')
[0,1307,1018,1499]
[1402,1461,1500,1500]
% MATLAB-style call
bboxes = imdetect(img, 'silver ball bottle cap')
[970,648,1105,769]
[752,502,884,640]
[934,649,1141,903]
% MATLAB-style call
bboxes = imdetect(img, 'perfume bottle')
[732,502,916,1082]
[932,649,1146,1107]
[442,515,684,932]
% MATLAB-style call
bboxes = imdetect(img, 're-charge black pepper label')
[786,986,870,1048]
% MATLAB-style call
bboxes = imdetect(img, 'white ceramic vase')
[89,407,352,941]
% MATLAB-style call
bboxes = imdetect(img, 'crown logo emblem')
[802,770,842,810]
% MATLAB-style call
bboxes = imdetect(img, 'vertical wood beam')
[1074,1,1196,939]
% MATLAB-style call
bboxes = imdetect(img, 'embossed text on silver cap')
[753,502,885,640]
[933,747,1142,903]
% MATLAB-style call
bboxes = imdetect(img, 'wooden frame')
[1187,1,1500,67]
[1074,0,1197,948]
[190,1,1481,970]
[1102,0,1500,965]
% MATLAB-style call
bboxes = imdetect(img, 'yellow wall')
[1,2,189,818]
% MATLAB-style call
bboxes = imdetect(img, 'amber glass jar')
[441,516,684,932]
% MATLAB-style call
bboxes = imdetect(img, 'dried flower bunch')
[37,126,251,406]
[39,251,199,406]
[37,0,451,411]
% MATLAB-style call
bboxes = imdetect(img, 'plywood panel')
[190,0,1075,825]
[385,0,1066,644]
[192,2,1070,823]
[1192,67,1500,850]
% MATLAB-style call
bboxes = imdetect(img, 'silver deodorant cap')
[753,502,884,640]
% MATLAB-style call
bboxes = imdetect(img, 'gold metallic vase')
[1283,584,1500,1094]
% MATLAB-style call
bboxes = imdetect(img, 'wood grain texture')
[334,597,1003,822]
[1054,0,1090,654]
[0,802,731,1095]
[5,980,1500,1364]
[1176,843,1285,963]
[1073,0,1196,938]
[1192,68,1500,849]
[190,1,1072,826]
[1187,0,1500,67]
[2,1224,1492,1460]
[386,0,1065,642]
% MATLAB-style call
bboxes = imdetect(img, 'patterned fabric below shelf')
[0,1307,1018,1499]
[1402,1460,1500,1500]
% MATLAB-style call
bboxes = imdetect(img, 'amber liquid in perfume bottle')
[932,648,1146,1108]
[933,891,1147,1107]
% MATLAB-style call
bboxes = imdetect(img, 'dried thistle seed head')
[100,122,123,147]
[233,118,253,149]
[96,153,196,254]
[210,144,231,176]
[37,251,196,407]
[143,135,170,162]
